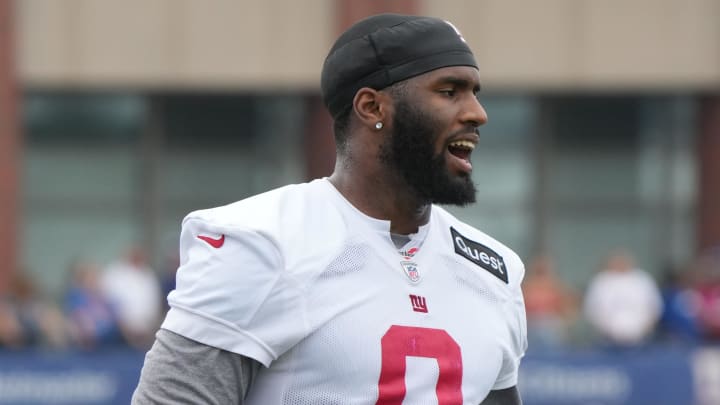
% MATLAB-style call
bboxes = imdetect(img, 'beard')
[378,97,477,206]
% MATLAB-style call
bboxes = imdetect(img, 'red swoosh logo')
[197,234,225,248]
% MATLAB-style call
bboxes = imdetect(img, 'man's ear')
[352,87,391,130]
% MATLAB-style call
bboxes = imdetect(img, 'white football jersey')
[162,178,527,405]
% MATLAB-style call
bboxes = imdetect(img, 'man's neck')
[328,169,430,235]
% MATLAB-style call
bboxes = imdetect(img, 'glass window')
[544,95,697,287]
[23,92,146,144]
[22,92,146,294]
[446,95,536,258]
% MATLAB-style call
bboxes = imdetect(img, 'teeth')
[448,140,476,150]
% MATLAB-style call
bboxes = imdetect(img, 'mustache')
[450,125,480,136]
[448,125,480,138]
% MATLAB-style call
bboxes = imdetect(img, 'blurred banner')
[0,349,145,405]
[0,345,719,404]
[520,345,720,405]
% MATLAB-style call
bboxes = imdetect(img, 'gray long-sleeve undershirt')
[132,328,261,405]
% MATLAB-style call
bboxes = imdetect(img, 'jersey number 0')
[376,325,463,405]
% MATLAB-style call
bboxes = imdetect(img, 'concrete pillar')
[303,95,335,180]
[697,95,720,253]
[336,0,419,32]
[0,0,20,293]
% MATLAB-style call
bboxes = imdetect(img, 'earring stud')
[375,122,383,130]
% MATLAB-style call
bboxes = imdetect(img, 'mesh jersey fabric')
[162,178,527,404]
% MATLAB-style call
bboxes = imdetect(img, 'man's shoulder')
[432,206,525,282]
[432,206,518,256]
[179,179,348,258]
[184,180,327,229]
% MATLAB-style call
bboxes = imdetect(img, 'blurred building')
[1,0,719,296]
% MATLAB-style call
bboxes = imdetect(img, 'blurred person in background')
[0,295,24,348]
[522,254,578,348]
[694,248,720,340]
[584,249,663,346]
[657,262,703,343]
[158,250,180,314]
[101,246,162,349]
[0,269,68,349]
[64,258,123,349]
[134,13,526,405]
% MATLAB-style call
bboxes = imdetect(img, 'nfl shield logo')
[400,261,421,283]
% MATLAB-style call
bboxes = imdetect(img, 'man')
[133,13,527,405]
[584,250,662,346]
[101,247,162,349]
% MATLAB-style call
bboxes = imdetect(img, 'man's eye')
[440,89,456,97]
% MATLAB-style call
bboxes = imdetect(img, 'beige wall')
[426,0,720,90]
[17,0,334,89]
[17,0,720,90]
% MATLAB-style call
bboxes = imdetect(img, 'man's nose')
[462,97,488,127]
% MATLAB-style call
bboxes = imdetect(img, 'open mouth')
[446,140,475,173]
[448,140,475,161]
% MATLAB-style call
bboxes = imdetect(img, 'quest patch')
[450,227,508,284]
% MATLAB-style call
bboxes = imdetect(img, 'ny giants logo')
[409,294,428,313]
